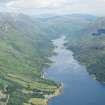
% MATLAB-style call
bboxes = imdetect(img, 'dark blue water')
[45,36,105,105]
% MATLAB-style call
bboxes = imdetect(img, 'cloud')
[1,0,105,16]
[6,0,68,9]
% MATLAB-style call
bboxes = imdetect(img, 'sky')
[0,0,105,16]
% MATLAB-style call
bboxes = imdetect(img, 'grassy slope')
[0,13,58,105]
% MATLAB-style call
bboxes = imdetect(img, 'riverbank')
[38,37,65,105]
[47,82,63,99]
[28,83,63,105]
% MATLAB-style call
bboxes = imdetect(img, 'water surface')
[45,36,105,105]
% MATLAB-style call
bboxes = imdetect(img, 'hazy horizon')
[0,0,105,16]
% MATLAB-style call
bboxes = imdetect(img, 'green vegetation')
[64,17,105,82]
[0,12,105,105]
[0,13,59,105]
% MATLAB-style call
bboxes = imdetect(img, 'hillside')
[65,17,105,82]
[0,13,105,104]
[0,13,59,105]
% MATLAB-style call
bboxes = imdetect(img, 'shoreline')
[42,36,64,105]
[29,83,63,105]
[43,65,63,105]
[46,82,63,105]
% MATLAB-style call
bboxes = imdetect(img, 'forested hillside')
[65,17,105,82]
[1,12,105,105]
[0,13,58,105]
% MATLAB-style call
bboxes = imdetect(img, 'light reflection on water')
[46,36,105,105]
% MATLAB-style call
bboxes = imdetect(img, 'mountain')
[64,17,105,82]
[39,14,97,37]
[0,12,105,105]
[0,13,59,105]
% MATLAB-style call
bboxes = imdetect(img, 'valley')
[45,36,105,105]
[0,12,105,105]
